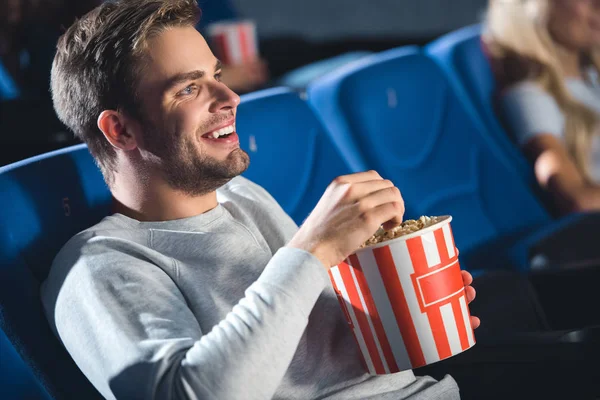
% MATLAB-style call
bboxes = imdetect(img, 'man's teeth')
[211,125,235,138]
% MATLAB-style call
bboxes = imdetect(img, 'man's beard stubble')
[143,120,250,197]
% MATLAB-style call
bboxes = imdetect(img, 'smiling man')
[41,1,477,399]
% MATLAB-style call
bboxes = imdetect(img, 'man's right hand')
[288,171,405,269]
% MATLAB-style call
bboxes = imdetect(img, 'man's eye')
[178,85,196,96]
[215,72,222,82]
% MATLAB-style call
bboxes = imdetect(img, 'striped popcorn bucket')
[207,20,259,66]
[329,216,475,375]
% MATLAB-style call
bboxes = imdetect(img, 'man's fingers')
[463,271,479,328]
[334,170,383,184]
[465,285,476,303]
[358,186,405,230]
[363,202,405,231]
[343,179,395,200]
[382,216,403,230]
[461,270,473,286]
[462,270,476,304]
[357,186,403,213]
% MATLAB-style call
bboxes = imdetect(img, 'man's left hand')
[461,270,480,329]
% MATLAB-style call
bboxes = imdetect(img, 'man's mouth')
[202,123,236,140]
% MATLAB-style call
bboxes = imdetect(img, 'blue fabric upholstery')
[0,144,110,399]
[0,60,20,101]
[306,46,420,172]
[0,327,51,400]
[237,87,355,224]
[307,48,556,270]
[278,52,373,89]
[425,24,534,183]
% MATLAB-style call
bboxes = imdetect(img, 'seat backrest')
[278,51,373,89]
[0,327,51,400]
[305,46,420,173]
[425,24,534,182]
[307,49,552,266]
[0,61,20,101]
[237,87,355,224]
[0,144,110,399]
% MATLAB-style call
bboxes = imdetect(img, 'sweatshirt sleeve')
[500,81,566,146]
[41,235,329,400]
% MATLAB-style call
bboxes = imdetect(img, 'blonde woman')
[485,0,600,214]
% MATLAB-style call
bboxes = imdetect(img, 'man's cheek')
[175,109,206,137]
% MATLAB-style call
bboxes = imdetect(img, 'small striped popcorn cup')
[329,216,475,375]
[207,20,259,66]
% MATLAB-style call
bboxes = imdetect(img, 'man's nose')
[208,82,241,113]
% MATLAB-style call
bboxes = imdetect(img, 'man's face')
[135,26,249,196]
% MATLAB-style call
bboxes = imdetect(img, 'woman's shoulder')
[499,79,565,144]
[501,79,562,112]
[501,79,552,99]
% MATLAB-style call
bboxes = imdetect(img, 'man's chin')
[227,148,250,176]
[160,145,251,196]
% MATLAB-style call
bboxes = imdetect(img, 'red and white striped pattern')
[207,21,258,65]
[329,221,475,375]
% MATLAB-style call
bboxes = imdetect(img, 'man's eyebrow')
[163,70,205,93]
[163,61,223,93]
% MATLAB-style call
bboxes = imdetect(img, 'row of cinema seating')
[246,27,588,275]
[1,25,599,399]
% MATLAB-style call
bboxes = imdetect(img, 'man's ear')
[97,110,138,151]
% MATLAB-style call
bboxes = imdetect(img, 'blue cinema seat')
[0,327,51,400]
[278,51,373,89]
[0,144,110,399]
[305,47,419,173]
[425,24,534,183]
[0,61,20,101]
[307,48,582,272]
[237,87,355,224]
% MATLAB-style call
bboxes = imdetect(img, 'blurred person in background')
[0,0,101,100]
[197,0,269,93]
[0,0,101,167]
[0,0,27,94]
[485,0,600,215]
[5,0,268,96]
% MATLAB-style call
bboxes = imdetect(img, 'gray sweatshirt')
[41,176,459,400]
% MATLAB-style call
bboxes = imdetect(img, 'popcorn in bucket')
[207,20,259,66]
[329,216,475,375]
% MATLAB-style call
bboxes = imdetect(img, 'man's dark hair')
[51,0,201,184]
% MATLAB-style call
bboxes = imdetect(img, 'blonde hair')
[484,0,600,182]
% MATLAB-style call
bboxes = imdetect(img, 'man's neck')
[111,174,219,222]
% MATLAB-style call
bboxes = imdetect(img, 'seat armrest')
[436,325,600,367]
[508,212,600,271]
